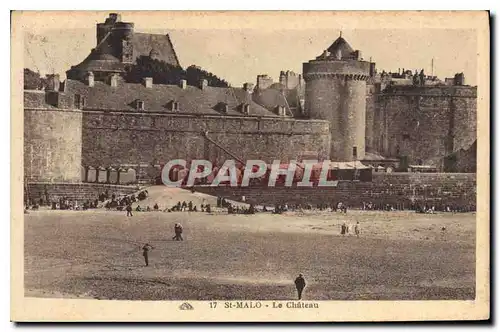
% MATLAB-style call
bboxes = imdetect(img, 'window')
[74,94,80,109]
[352,146,358,160]
[137,100,145,111]
[74,94,86,109]
[242,104,250,115]
[278,105,286,116]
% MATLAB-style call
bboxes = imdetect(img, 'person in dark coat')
[142,243,154,266]
[126,204,133,217]
[341,222,347,235]
[294,274,306,300]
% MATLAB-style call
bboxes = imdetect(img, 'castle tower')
[24,90,82,183]
[303,35,370,161]
[95,13,135,63]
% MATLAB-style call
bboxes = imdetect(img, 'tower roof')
[326,36,354,57]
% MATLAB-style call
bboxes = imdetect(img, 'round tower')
[303,35,370,161]
[111,21,135,40]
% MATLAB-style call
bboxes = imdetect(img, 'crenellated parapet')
[304,73,370,81]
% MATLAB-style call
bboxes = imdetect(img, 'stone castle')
[24,13,477,185]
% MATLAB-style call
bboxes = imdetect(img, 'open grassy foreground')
[24,190,476,301]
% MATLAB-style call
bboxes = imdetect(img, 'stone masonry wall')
[24,109,83,182]
[195,172,476,209]
[26,182,140,203]
[81,112,331,168]
[368,86,477,169]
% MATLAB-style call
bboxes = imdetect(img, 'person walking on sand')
[142,243,154,266]
[355,221,360,237]
[294,274,306,300]
[126,204,133,217]
[172,223,184,241]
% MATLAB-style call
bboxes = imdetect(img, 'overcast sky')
[22,12,478,86]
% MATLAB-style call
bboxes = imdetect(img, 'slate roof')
[133,33,180,67]
[252,84,305,117]
[67,33,127,78]
[64,79,278,117]
[327,36,355,56]
[67,31,180,79]
[252,88,290,116]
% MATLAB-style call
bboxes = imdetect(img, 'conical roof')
[327,36,354,57]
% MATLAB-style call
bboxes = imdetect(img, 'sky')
[22,12,479,86]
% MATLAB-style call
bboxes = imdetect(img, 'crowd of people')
[124,200,213,216]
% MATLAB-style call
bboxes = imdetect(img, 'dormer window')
[169,100,180,111]
[220,103,228,113]
[277,105,286,116]
[242,104,250,115]
[74,94,86,109]
[136,100,145,111]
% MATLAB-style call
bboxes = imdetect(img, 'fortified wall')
[24,91,82,183]
[82,112,331,167]
[366,85,477,170]
[24,88,331,186]
[195,172,476,209]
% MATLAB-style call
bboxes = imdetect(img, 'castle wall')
[195,172,476,209]
[24,108,83,182]
[370,86,477,169]
[25,182,139,203]
[81,112,331,167]
[451,88,477,151]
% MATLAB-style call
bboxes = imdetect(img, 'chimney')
[143,77,153,88]
[243,83,254,92]
[369,63,376,77]
[108,13,121,22]
[86,72,94,87]
[199,79,208,90]
[180,79,187,89]
[110,74,119,88]
[45,74,60,91]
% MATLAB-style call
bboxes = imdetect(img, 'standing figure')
[142,243,154,266]
[355,221,360,237]
[173,223,184,241]
[341,222,347,236]
[126,204,133,216]
[294,274,306,300]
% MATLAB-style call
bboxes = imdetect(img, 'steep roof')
[327,36,354,57]
[64,79,277,117]
[67,31,180,80]
[133,33,180,67]
[67,33,126,78]
[252,88,290,115]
